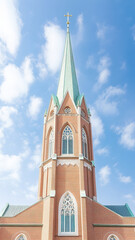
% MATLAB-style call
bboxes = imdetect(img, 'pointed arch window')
[107,234,119,240]
[58,192,78,236]
[15,234,27,240]
[82,128,88,159]
[48,129,54,158]
[62,126,73,154]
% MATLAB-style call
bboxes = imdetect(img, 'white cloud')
[131,25,135,41]
[25,183,38,200]
[95,86,125,115]
[94,56,111,90]
[39,22,65,76]
[113,122,135,150]
[99,165,111,185]
[96,147,109,155]
[75,14,84,45]
[90,107,104,146]
[27,96,43,119]
[0,57,34,103]
[0,0,22,58]
[0,106,17,139]
[97,23,108,40]
[0,140,30,181]
[86,55,96,69]
[28,144,41,170]
[0,153,22,181]
[119,173,132,183]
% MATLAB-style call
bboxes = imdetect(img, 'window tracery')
[62,125,73,154]
[58,192,78,236]
[15,234,27,240]
[82,128,88,159]
[107,234,119,240]
[64,107,71,114]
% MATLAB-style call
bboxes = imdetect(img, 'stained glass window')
[62,126,73,154]
[82,128,88,158]
[108,235,119,240]
[60,192,76,233]
[15,234,27,240]
[48,130,54,158]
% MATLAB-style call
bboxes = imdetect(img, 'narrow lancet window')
[62,126,73,154]
[48,129,54,158]
[59,192,78,236]
[82,128,88,159]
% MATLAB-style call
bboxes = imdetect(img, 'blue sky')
[0,0,135,214]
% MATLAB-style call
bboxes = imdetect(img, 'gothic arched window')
[15,234,27,240]
[82,128,88,158]
[62,126,73,154]
[48,129,54,158]
[107,234,119,240]
[58,192,78,236]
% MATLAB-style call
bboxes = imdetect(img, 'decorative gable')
[58,92,77,115]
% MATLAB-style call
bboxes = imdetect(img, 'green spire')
[57,28,80,105]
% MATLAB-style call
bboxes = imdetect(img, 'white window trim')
[61,125,74,155]
[15,233,27,240]
[107,234,119,240]
[58,191,78,236]
[48,129,54,159]
[82,128,88,159]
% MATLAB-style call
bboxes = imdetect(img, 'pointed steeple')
[57,17,80,105]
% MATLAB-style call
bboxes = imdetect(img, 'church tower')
[38,14,97,240]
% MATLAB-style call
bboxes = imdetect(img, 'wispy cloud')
[26,183,38,200]
[121,61,126,70]
[0,0,22,63]
[90,107,104,146]
[99,165,111,185]
[131,25,135,41]
[0,153,22,181]
[95,86,125,115]
[28,144,41,170]
[27,96,43,119]
[0,57,34,103]
[96,147,109,155]
[96,23,109,40]
[0,106,17,139]
[119,173,132,183]
[0,141,29,182]
[113,122,135,150]
[75,14,84,45]
[87,55,111,89]
[96,56,111,89]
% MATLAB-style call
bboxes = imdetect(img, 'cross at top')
[64,12,72,32]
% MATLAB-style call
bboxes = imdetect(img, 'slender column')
[48,160,56,240]
[78,108,88,240]
[38,115,47,199]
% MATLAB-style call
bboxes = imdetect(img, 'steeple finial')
[64,12,72,32]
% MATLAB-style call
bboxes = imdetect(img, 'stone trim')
[84,162,92,171]
[43,162,52,171]
[50,190,56,197]
[93,224,135,227]
[0,223,42,227]
[57,160,79,167]
[80,190,86,198]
